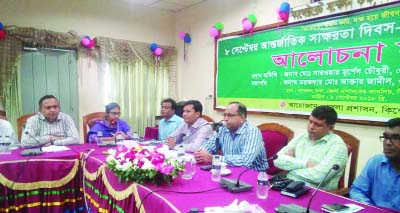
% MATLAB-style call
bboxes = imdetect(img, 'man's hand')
[194,149,213,164]
[165,137,177,149]
[306,161,317,168]
[116,132,129,140]
[285,148,295,157]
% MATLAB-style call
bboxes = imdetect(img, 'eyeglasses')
[109,112,121,116]
[222,113,241,118]
[379,134,400,144]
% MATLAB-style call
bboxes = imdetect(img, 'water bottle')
[96,131,103,145]
[132,132,139,141]
[257,171,270,199]
[1,135,12,154]
[211,155,221,182]
[116,133,124,143]
[177,144,185,157]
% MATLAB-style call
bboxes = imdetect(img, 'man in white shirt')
[0,119,18,144]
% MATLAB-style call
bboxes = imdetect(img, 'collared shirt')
[21,112,80,147]
[88,119,131,142]
[158,114,184,140]
[0,119,18,144]
[274,133,348,190]
[169,117,213,152]
[201,121,268,171]
[350,154,400,211]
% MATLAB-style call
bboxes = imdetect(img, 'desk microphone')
[275,164,340,213]
[21,131,44,156]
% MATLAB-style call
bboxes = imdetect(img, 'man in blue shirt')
[194,102,268,171]
[158,98,184,140]
[350,117,400,211]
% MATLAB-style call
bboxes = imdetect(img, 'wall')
[175,0,389,176]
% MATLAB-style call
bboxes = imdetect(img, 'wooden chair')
[257,123,294,175]
[201,114,214,122]
[82,112,106,143]
[329,129,359,196]
[17,113,35,142]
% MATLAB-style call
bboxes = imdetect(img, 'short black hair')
[311,105,337,126]
[386,118,400,128]
[229,101,247,118]
[161,98,177,110]
[183,100,203,116]
[39,95,58,107]
[105,102,120,113]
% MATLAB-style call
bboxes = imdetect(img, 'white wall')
[175,0,387,176]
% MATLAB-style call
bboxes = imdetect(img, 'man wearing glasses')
[21,95,79,147]
[350,118,400,211]
[194,102,268,171]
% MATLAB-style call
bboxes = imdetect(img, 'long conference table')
[0,143,392,213]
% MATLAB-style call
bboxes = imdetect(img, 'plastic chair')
[17,113,35,142]
[329,129,359,196]
[257,123,294,175]
[82,112,106,143]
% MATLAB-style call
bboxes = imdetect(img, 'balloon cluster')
[209,22,224,38]
[0,22,6,40]
[242,14,257,32]
[179,32,191,43]
[150,43,163,56]
[81,36,96,49]
[277,2,291,22]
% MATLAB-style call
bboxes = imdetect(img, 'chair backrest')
[17,113,35,142]
[331,129,359,195]
[82,112,106,143]
[257,123,294,175]
[201,114,215,123]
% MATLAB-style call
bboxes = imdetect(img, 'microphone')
[21,131,44,156]
[276,164,340,213]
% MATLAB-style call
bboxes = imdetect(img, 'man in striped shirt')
[21,95,80,148]
[194,102,268,171]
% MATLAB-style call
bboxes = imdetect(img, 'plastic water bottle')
[96,131,103,145]
[0,135,12,154]
[211,155,221,182]
[132,132,139,141]
[257,171,270,199]
[177,144,185,157]
[116,133,124,143]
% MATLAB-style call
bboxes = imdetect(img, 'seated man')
[274,105,348,190]
[21,95,80,147]
[350,118,400,211]
[166,100,213,152]
[158,98,184,140]
[194,102,267,171]
[0,119,18,144]
[88,102,131,142]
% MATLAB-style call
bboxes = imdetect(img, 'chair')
[257,123,294,175]
[17,113,35,142]
[329,129,359,196]
[201,114,214,122]
[82,112,106,143]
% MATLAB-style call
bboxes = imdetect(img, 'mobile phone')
[200,165,213,171]
[321,204,349,212]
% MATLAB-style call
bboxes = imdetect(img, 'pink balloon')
[242,20,253,31]
[278,11,289,21]
[154,47,163,56]
[209,27,219,38]
[242,17,248,24]
[81,38,90,47]
[87,39,95,48]
[179,32,186,40]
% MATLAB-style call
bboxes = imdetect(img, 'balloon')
[154,47,163,56]
[242,20,253,31]
[0,22,3,29]
[209,26,219,38]
[215,22,224,31]
[280,2,291,13]
[0,29,5,39]
[247,14,257,24]
[87,39,95,48]
[278,11,290,21]
[81,38,90,47]
[184,34,191,43]
[242,17,248,24]
[150,43,158,51]
[179,32,186,40]
[84,35,90,39]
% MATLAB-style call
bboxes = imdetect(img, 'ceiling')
[125,0,208,12]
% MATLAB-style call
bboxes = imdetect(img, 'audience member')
[88,102,131,142]
[158,98,184,140]
[0,119,18,144]
[274,105,348,190]
[350,117,400,211]
[166,100,213,152]
[21,95,79,147]
[194,102,268,171]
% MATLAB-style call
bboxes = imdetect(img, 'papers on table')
[322,204,364,213]
[41,145,70,152]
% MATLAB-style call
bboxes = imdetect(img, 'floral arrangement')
[105,145,184,185]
